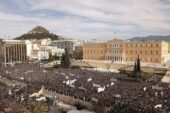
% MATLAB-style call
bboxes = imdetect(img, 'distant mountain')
[15,26,60,40]
[129,35,170,42]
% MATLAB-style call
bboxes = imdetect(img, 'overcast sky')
[0,0,170,40]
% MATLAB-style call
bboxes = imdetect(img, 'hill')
[28,26,49,34]
[129,35,170,42]
[15,26,60,40]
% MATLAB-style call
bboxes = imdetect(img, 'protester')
[0,63,169,113]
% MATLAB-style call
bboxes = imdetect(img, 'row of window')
[125,43,159,48]
[84,50,107,54]
[112,50,122,54]
[84,56,105,60]
[85,44,107,48]
[85,43,160,48]
[85,50,160,54]
[64,42,73,45]
[85,44,123,48]
[58,45,73,48]
[106,57,123,61]
[108,44,122,48]
[113,44,122,47]
[126,50,160,55]
[54,42,73,46]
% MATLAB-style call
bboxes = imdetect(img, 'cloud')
[0,11,115,39]
[0,11,39,22]
[0,0,170,40]
[31,0,170,29]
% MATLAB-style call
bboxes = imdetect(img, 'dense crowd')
[0,63,170,113]
[0,81,43,113]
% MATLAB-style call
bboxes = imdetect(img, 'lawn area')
[119,66,168,81]
[120,66,167,74]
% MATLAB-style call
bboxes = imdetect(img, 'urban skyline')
[0,0,170,40]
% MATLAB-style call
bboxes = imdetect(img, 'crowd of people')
[0,80,42,113]
[0,63,169,113]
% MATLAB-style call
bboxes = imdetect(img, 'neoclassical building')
[83,41,107,60]
[124,40,170,64]
[83,38,170,64]
[105,39,125,62]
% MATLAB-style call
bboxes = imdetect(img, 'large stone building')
[125,41,170,64]
[105,39,125,61]
[83,41,107,60]
[168,42,170,53]
[51,39,84,57]
[74,46,83,59]
[83,38,170,64]
[25,39,65,60]
[3,40,27,66]
[51,40,75,55]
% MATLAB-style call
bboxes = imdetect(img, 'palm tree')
[24,103,48,113]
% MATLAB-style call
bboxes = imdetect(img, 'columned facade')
[83,38,170,64]
[105,39,125,62]
[3,40,27,66]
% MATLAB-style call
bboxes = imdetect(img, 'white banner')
[97,86,105,92]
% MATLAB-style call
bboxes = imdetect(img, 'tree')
[133,61,137,78]
[24,103,48,113]
[133,55,141,78]
[136,55,141,72]
[53,54,60,60]
[74,102,86,110]
[136,55,141,78]
[61,48,70,68]
[48,53,53,60]
[73,50,83,60]
[59,109,67,113]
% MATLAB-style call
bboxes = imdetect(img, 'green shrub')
[0,81,7,86]
[71,66,81,69]
[53,64,60,69]
[74,102,86,110]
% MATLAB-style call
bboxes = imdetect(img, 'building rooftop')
[2,40,26,44]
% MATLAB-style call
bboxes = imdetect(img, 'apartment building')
[51,40,75,55]
[25,40,65,60]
